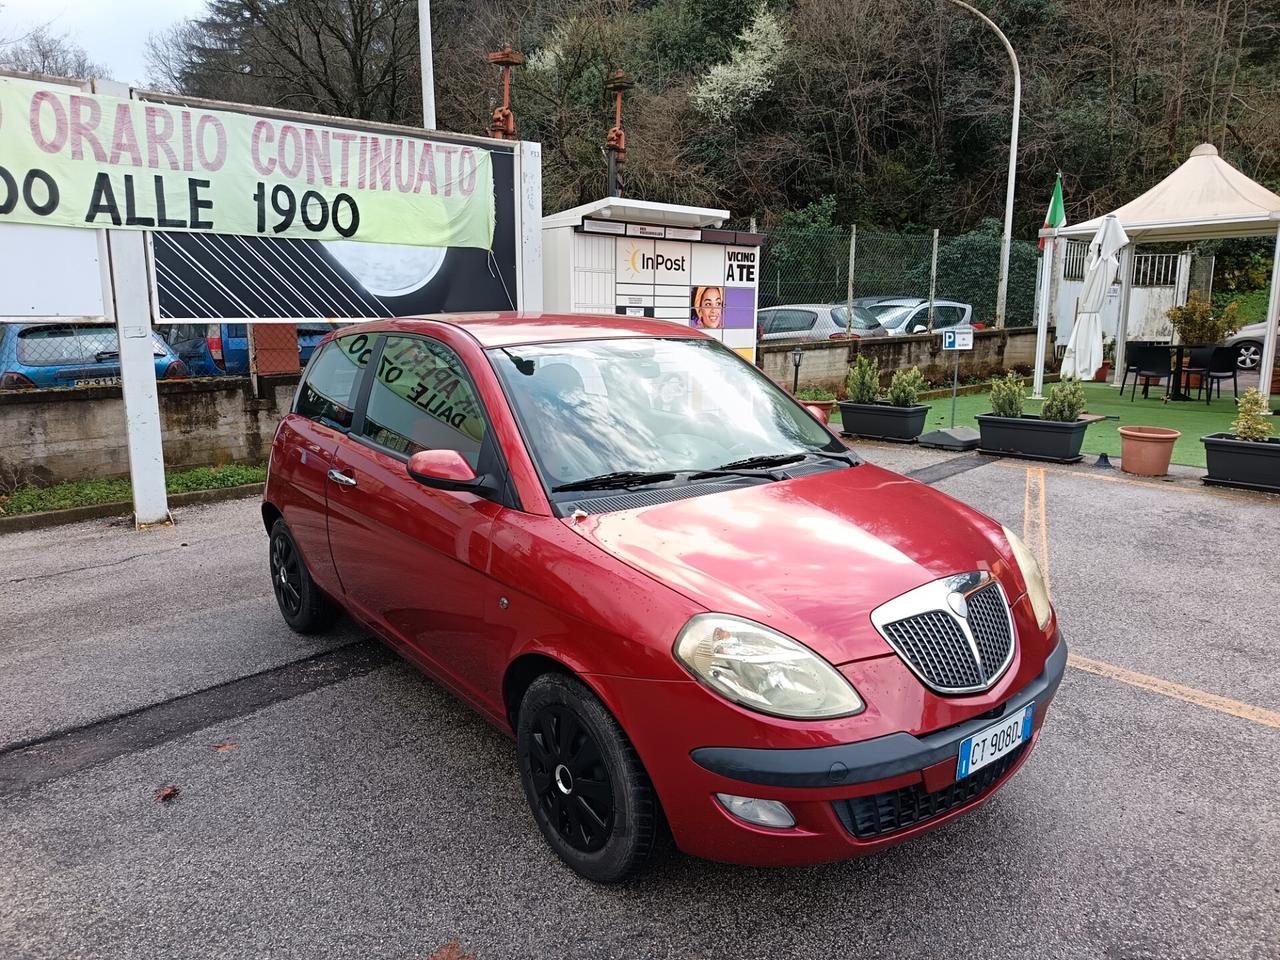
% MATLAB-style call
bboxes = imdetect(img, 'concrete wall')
[759,328,1046,395]
[0,375,298,487]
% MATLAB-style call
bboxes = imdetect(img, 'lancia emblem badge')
[947,592,969,619]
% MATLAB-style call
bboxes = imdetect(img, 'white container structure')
[542,198,764,363]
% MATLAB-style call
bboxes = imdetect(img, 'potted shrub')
[795,386,837,424]
[1094,339,1115,383]
[1167,297,1240,346]
[1202,388,1280,492]
[836,357,930,442]
[977,373,1092,462]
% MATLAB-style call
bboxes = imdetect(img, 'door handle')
[327,468,357,487]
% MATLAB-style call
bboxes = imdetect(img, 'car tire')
[1236,341,1262,370]
[268,518,338,634]
[516,673,661,883]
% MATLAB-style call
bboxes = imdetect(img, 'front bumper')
[590,634,1066,866]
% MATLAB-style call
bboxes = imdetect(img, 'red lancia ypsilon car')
[263,313,1065,882]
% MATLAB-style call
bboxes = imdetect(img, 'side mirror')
[406,449,482,492]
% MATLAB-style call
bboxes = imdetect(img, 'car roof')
[760,304,835,312]
[324,312,712,349]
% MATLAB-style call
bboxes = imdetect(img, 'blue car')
[158,323,340,376]
[0,322,188,389]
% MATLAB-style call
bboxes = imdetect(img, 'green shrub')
[1041,377,1086,422]
[845,354,880,404]
[1167,296,1240,345]
[887,367,926,407]
[796,386,837,402]
[989,371,1025,419]
[1231,388,1275,443]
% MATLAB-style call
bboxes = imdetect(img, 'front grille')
[878,581,1014,694]
[833,742,1027,839]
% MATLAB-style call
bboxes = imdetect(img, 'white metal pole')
[945,0,1019,329]
[1032,235,1054,398]
[418,0,436,129]
[1257,223,1280,411]
[845,226,857,336]
[928,228,939,329]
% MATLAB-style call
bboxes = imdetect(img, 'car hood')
[566,463,1012,665]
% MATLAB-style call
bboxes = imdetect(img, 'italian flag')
[1040,172,1065,249]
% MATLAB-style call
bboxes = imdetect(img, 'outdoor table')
[1166,344,1197,401]
[1140,345,1196,401]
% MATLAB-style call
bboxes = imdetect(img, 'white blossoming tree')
[690,4,786,124]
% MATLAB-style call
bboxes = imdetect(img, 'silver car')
[1225,318,1277,370]
[862,298,975,335]
[757,304,889,343]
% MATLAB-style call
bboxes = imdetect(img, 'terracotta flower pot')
[1118,426,1181,477]
[803,400,837,424]
[1092,361,1113,383]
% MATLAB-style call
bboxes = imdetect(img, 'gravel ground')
[1,463,1277,960]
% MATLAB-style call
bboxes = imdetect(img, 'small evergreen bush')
[845,355,880,404]
[887,367,926,407]
[989,371,1025,419]
[1041,378,1086,422]
[1231,388,1275,443]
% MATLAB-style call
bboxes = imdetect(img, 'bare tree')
[0,26,110,79]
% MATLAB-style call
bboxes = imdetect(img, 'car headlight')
[674,614,863,720]
[1002,526,1053,629]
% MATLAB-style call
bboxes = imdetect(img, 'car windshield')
[489,337,844,492]
[830,305,884,331]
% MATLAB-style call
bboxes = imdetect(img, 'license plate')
[956,703,1034,780]
[75,376,121,387]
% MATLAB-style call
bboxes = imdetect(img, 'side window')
[359,336,488,466]
[932,306,962,328]
[769,310,818,334]
[758,310,778,334]
[294,333,372,431]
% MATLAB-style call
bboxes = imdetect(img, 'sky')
[1,0,208,86]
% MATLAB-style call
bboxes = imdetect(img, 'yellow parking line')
[1067,654,1280,729]
[1023,466,1280,730]
[994,457,1276,504]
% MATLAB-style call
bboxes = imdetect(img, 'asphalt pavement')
[1,451,1277,960]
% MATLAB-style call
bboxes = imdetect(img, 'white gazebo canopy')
[1034,144,1280,407]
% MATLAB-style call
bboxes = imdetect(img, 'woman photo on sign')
[691,286,724,329]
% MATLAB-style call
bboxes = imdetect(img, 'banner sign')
[0,77,495,248]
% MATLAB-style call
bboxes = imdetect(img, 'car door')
[270,332,372,597]
[325,332,504,704]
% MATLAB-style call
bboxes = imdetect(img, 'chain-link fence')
[0,321,344,391]
[757,223,1040,329]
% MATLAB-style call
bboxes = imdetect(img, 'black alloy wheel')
[528,703,615,852]
[270,529,303,618]
[267,518,338,634]
[516,673,662,883]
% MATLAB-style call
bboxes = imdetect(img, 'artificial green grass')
[832,382,1253,468]
[2,463,266,516]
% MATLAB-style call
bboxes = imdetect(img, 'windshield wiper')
[706,450,858,474]
[551,470,678,493]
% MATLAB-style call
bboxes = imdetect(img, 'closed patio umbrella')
[1061,215,1129,380]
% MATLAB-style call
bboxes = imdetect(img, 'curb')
[0,483,265,535]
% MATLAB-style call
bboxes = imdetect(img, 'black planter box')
[838,402,930,442]
[976,414,1091,463]
[1202,433,1280,492]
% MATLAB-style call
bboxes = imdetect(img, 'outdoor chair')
[1185,346,1214,403]
[1128,345,1173,401]
[1204,346,1239,401]
[1119,341,1158,395]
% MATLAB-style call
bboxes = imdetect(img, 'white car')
[1224,318,1277,370]
[862,298,975,336]
[757,304,889,343]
